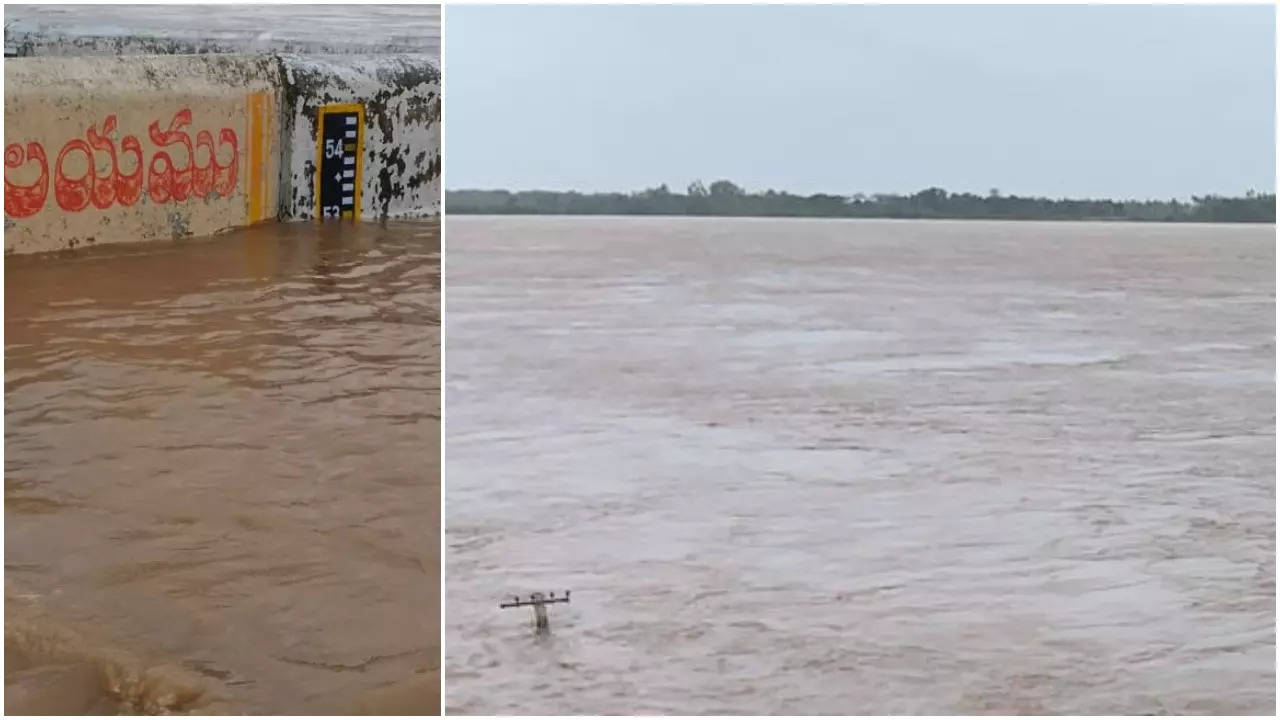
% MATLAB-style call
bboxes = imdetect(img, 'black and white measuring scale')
[316,103,365,220]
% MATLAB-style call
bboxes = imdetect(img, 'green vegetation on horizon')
[448,182,1275,223]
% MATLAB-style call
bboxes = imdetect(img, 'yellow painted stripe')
[247,91,268,224]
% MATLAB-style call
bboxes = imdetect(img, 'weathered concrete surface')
[4,54,280,254]
[3,5,440,57]
[278,55,441,221]
[4,29,433,59]
[5,52,440,254]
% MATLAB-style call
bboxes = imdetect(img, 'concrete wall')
[278,55,441,221]
[4,52,440,255]
[4,32,430,59]
[4,54,281,254]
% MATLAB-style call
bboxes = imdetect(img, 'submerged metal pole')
[531,593,549,629]
[500,590,570,631]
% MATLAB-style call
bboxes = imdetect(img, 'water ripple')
[5,220,440,714]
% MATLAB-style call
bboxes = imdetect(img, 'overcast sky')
[446,4,1274,199]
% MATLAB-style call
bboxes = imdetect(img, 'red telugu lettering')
[4,142,49,218]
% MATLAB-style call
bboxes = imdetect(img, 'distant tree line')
[448,182,1275,223]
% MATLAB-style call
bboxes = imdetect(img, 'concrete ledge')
[4,52,439,255]
[4,30,430,59]
[3,7,438,59]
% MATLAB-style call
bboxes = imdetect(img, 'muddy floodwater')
[5,221,440,714]
[445,217,1274,715]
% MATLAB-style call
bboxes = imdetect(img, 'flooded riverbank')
[445,217,1274,714]
[5,221,440,714]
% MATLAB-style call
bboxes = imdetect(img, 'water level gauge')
[315,103,365,220]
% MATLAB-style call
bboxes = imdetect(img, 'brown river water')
[445,217,1274,715]
[5,221,440,714]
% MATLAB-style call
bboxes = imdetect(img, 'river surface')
[445,217,1275,715]
[5,220,440,714]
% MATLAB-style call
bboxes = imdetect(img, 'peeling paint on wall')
[277,55,441,222]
